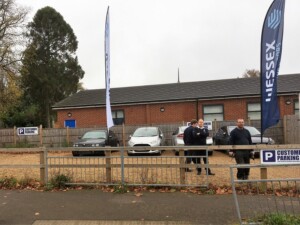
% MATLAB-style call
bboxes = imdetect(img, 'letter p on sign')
[265,152,273,160]
[262,150,276,163]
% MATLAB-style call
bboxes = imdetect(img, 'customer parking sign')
[261,149,300,164]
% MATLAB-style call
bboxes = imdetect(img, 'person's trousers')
[187,150,211,173]
[234,150,250,179]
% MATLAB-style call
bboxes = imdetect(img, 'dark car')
[213,125,275,157]
[72,129,119,156]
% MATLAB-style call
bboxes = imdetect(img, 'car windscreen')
[133,128,158,137]
[244,126,261,136]
[82,131,106,139]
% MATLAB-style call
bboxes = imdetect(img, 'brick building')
[52,74,300,128]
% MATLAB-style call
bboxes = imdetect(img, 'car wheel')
[127,151,134,156]
[72,151,79,157]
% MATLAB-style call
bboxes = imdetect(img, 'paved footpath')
[0,190,238,225]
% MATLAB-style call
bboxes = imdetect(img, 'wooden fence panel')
[284,115,300,144]
[0,118,294,147]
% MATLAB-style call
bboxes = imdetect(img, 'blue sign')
[261,149,300,164]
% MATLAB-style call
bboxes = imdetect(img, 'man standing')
[193,119,215,175]
[183,119,198,172]
[229,118,254,180]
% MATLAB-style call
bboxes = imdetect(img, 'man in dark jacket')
[183,119,198,172]
[229,118,254,180]
[193,119,215,175]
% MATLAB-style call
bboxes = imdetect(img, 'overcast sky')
[16,0,300,90]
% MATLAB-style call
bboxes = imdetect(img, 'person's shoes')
[185,168,192,172]
[206,169,215,175]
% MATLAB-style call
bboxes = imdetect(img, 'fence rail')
[1,145,299,187]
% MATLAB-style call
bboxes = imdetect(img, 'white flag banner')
[105,6,114,129]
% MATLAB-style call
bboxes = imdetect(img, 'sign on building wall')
[203,121,212,130]
[261,149,300,164]
[17,127,39,136]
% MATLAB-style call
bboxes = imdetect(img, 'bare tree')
[242,69,260,78]
[0,0,28,118]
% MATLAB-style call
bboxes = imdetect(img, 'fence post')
[283,116,287,144]
[260,167,268,191]
[122,123,126,147]
[39,125,43,146]
[66,126,70,146]
[13,126,16,146]
[179,149,185,185]
[213,119,217,131]
[106,150,112,183]
[40,147,45,184]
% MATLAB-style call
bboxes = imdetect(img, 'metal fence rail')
[230,164,300,224]
[47,149,210,187]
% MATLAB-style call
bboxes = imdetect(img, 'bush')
[0,176,18,188]
[48,174,72,189]
[258,213,300,225]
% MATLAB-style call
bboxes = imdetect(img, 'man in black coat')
[229,118,254,180]
[193,119,215,175]
[183,119,198,172]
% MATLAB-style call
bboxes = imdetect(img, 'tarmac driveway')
[0,189,238,225]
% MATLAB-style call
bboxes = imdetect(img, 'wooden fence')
[0,145,299,186]
[0,116,298,147]
[284,115,300,144]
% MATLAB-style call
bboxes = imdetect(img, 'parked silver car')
[127,127,164,155]
[171,126,213,155]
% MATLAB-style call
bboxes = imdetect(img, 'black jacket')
[183,126,194,145]
[193,127,209,145]
[229,127,252,145]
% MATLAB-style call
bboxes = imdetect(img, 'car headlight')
[73,144,78,147]
[128,140,133,146]
[150,139,160,146]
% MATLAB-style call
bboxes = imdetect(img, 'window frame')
[112,109,125,125]
[247,102,261,120]
[202,104,224,121]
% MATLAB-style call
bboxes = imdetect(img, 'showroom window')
[295,100,299,116]
[247,103,261,120]
[203,105,224,121]
[112,110,124,125]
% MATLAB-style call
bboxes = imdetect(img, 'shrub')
[257,213,300,225]
[48,174,72,189]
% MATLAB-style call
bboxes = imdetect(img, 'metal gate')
[230,164,300,224]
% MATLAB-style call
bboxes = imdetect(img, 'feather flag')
[261,0,285,134]
[105,6,114,129]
